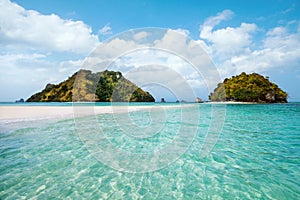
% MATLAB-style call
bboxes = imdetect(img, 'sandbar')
[0,104,192,122]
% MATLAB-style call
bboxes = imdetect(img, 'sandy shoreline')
[0,102,254,122]
[0,102,253,132]
[204,101,257,104]
[0,105,188,122]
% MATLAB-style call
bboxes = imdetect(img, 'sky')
[0,0,299,102]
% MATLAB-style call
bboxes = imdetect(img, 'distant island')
[15,98,24,103]
[27,70,155,102]
[209,72,288,103]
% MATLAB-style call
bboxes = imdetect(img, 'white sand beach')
[0,104,191,122]
[205,101,257,104]
[0,102,256,122]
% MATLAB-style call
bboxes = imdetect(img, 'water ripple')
[0,103,299,199]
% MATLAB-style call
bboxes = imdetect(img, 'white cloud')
[0,0,99,54]
[80,28,220,101]
[154,29,189,54]
[58,59,83,73]
[200,10,257,60]
[112,49,200,84]
[195,39,212,55]
[124,65,197,101]
[0,0,105,101]
[175,28,190,36]
[266,27,286,36]
[0,52,82,101]
[230,25,300,74]
[264,26,299,49]
[98,24,112,35]
[198,9,300,85]
[82,28,216,86]
[203,10,234,27]
[133,31,148,40]
[83,37,144,71]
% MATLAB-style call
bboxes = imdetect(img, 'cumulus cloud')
[199,9,300,83]
[0,0,99,54]
[175,28,190,36]
[202,10,234,28]
[98,24,112,35]
[0,52,82,101]
[0,0,101,101]
[83,29,220,101]
[133,31,148,40]
[230,25,300,74]
[124,65,197,101]
[200,10,257,59]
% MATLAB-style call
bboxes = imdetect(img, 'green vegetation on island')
[209,72,288,103]
[27,70,155,102]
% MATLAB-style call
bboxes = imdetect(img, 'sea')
[0,102,299,199]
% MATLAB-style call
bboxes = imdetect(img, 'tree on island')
[209,72,288,103]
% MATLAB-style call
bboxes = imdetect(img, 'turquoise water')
[0,103,299,199]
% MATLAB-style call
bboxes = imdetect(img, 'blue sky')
[0,0,299,101]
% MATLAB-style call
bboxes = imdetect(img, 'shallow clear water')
[0,103,299,199]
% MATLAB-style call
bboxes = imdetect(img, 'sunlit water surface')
[0,103,299,199]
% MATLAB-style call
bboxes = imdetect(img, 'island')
[27,69,155,102]
[15,98,24,103]
[209,72,288,103]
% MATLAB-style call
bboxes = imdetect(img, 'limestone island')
[27,69,155,102]
[209,72,288,103]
